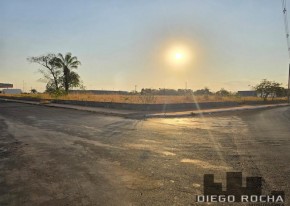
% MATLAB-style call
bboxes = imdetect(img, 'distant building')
[0,83,19,94]
[0,83,13,88]
[237,91,257,97]
[69,90,129,95]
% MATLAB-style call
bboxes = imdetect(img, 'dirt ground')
[0,101,289,206]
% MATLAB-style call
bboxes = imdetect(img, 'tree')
[274,86,287,98]
[216,88,231,96]
[28,52,83,94]
[65,71,80,89]
[27,54,62,92]
[193,87,212,95]
[30,89,37,94]
[253,79,284,101]
[55,52,81,92]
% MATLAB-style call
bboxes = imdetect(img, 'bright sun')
[163,43,194,69]
[175,53,183,59]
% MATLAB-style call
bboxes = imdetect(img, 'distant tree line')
[140,88,193,96]
[139,79,288,102]
[139,87,233,96]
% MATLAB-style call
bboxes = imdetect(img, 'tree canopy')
[253,79,286,101]
[216,88,231,96]
[55,52,81,92]
[28,52,82,94]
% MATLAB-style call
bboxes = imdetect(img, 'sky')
[0,0,289,92]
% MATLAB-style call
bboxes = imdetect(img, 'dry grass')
[1,93,286,104]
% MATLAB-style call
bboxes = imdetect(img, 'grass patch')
[0,93,286,104]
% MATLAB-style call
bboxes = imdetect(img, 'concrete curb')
[1,98,289,119]
[146,103,290,118]
[0,98,138,118]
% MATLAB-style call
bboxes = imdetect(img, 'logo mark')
[196,172,285,203]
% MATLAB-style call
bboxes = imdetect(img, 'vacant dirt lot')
[0,101,289,205]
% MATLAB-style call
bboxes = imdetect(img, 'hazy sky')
[0,0,289,92]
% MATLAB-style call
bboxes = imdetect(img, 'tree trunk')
[263,93,269,101]
[52,73,59,90]
[63,67,70,92]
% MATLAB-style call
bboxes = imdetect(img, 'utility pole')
[135,85,137,93]
[288,64,290,103]
[282,1,290,103]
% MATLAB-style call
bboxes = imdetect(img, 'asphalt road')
[0,101,289,206]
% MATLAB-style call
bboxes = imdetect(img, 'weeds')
[0,93,286,104]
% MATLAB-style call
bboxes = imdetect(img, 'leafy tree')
[253,79,284,101]
[216,88,231,96]
[193,87,212,95]
[55,52,81,92]
[274,86,287,97]
[177,89,193,95]
[45,80,62,94]
[30,88,37,94]
[66,71,80,89]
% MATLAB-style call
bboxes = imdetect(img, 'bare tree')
[27,54,62,91]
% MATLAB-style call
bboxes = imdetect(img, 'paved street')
[0,100,289,206]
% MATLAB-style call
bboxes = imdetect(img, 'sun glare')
[164,43,193,68]
[175,53,183,59]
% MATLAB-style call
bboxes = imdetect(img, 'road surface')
[0,101,289,205]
